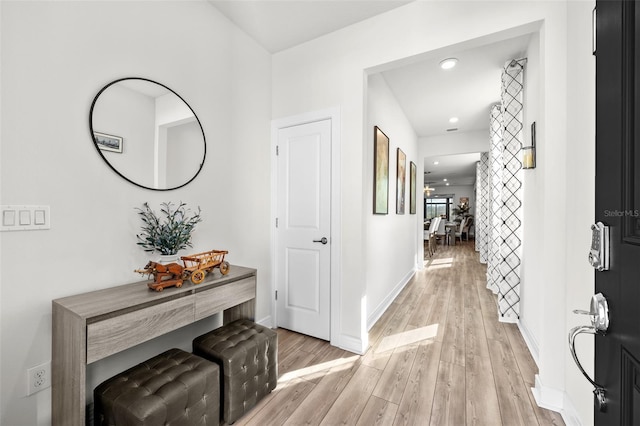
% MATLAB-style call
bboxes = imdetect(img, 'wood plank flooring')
[235,240,565,425]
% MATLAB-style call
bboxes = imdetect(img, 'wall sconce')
[522,121,536,169]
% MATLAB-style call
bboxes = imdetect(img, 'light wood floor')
[235,240,565,425]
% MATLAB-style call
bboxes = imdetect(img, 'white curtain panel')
[497,59,525,321]
[476,152,490,263]
[487,104,503,296]
[479,59,526,322]
[485,59,526,321]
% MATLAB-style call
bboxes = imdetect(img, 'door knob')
[568,292,609,412]
[313,237,328,245]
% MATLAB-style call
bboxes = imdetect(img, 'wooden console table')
[52,265,256,426]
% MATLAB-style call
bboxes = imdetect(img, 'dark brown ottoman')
[192,320,278,424]
[94,348,220,426]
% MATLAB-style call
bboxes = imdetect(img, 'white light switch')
[34,210,46,225]
[3,210,15,227]
[1,205,50,231]
[19,210,31,225]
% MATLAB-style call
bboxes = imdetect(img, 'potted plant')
[136,201,202,260]
[452,202,471,223]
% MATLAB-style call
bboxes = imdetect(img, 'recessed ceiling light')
[449,117,459,123]
[443,178,447,182]
[433,161,439,165]
[446,183,450,186]
[439,58,458,70]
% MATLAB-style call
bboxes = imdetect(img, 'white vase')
[158,254,179,264]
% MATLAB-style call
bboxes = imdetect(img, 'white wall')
[520,30,543,363]
[166,121,202,188]
[365,73,418,328]
[154,92,201,188]
[0,0,4,412]
[0,2,271,425]
[273,1,593,424]
[563,2,596,425]
[0,0,6,412]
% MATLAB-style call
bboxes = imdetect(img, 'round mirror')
[89,78,206,190]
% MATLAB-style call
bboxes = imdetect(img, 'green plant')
[452,203,470,217]
[136,201,202,255]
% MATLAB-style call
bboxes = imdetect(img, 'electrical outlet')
[26,361,51,395]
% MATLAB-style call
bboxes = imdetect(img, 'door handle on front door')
[569,292,609,412]
[313,237,328,245]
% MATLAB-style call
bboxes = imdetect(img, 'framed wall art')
[94,132,123,153]
[396,148,406,214]
[373,126,389,214]
[410,161,417,214]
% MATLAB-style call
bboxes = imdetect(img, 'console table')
[52,265,256,426]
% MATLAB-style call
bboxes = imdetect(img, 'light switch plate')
[0,205,50,231]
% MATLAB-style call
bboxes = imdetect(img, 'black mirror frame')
[89,77,206,191]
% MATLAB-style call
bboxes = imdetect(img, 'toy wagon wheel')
[156,286,164,292]
[176,281,183,288]
[220,261,230,275]
[191,269,206,284]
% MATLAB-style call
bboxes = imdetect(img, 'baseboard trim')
[337,333,366,355]
[367,268,416,330]
[532,375,583,426]
[256,315,272,328]
[517,320,540,366]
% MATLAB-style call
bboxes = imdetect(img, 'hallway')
[236,241,564,425]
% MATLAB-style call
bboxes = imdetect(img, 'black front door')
[595,1,640,424]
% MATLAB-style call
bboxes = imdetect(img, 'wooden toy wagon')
[180,249,230,284]
[135,261,184,292]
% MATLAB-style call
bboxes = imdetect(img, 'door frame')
[270,107,342,348]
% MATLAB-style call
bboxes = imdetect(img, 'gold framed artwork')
[396,148,406,214]
[373,126,389,214]
[410,161,417,214]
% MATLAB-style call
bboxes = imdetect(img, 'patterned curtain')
[475,152,489,263]
[485,59,526,321]
[487,105,503,296]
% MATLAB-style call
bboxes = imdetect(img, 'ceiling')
[208,1,532,189]
[423,152,480,189]
[208,0,413,53]
[380,35,531,138]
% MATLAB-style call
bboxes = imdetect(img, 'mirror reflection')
[90,78,206,190]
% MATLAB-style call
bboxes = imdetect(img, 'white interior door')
[276,119,331,341]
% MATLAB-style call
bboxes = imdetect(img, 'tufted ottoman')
[94,348,220,426]
[192,319,278,424]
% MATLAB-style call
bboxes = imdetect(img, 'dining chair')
[462,217,473,240]
[423,217,440,256]
[455,217,468,243]
[435,217,447,245]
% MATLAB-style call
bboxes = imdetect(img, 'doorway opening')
[364,26,541,367]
